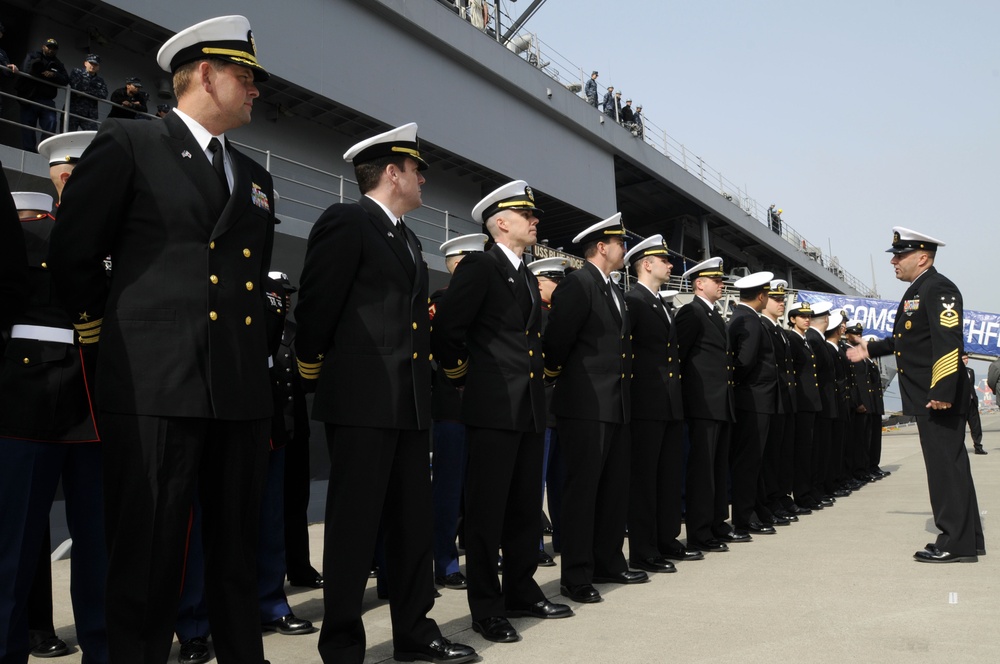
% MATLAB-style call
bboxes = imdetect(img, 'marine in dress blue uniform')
[1,131,108,664]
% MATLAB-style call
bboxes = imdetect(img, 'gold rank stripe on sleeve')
[930,348,959,389]
[443,363,468,379]
[74,318,102,345]
[544,367,561,379]
[297,358,323,379]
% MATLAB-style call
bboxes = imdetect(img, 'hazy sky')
[518,0,998,314]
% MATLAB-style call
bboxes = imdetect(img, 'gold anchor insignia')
[939,303,959,328]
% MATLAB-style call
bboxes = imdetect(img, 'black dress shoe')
[288,572,324,589]
[630,556,677,573]
[178,637,211,664]
[913,544,978,564]
[435,572,468,589]
[471,615,519,643]
[787,503,812,515]
[747,522,777,535]
[32,636,69,658]
[394,637,478,663]
[507,599,574,619]
[560,583,603,603]
[719,530,753,543]
[773,509,798,522]
[538,550,556,567]
[795,500,820,512]
[593,569,650,584]
[874,467,891,476]
[974,447,987,455]
[262,614,316,635]
[831,488,851,498]
[688,539,729,553]
[763,513,791,526]
[819,497,835,507]
[660,547,705,562]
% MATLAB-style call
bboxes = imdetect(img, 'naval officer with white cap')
[674,257,737,551]
[50,15,278,663]
[295,124,476,664]
[543,213,648,605]
[848,227,984,563]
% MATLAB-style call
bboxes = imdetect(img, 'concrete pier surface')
[49,412,997,663]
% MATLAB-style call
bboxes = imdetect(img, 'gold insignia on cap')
[893,231,900,243]
[940,303,959,328]
[248,30,257,56]
[525,186,534,202]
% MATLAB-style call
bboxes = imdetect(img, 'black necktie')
[208,137,228,193]
[515,263,532,319]
[606,283,622,325]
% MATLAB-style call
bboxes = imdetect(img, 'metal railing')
[466,7,876,297]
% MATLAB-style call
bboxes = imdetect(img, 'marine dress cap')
[733,271,774,292]
[769,279,788,296]
[440,233,488,257]
[343,122,427,171]
[827,311,844,329]
[681,257,724,280]
[886,226,945,254]
[572,212,626,245]
[267,270,297,293]
[624,234,668,266]
[809,301,832,317]
[12,192,54,212]
[38,131,96,166]
[787,301,812,318]
[157,15,269,82]
[528,257,568,278]
[472,180,542,223]
[845,319,863,335]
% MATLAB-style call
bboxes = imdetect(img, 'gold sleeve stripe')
[544,367,561,378]
[297,360,323,369]
[78,333,100,345]
[930,349,959,389]
[297,359,322,379]
[443,364,468,379]
[74,318,103,331]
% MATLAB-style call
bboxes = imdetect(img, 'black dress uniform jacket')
[808,327,838,419]
[544,261,631,423]
[729,304,778,414]
[868,267,969,415]
[674,296,734,422]
[429,288,462,422]
[624,284,683,421]
[296,196,431,430]
[764,317,795,414]
[432,247,545,432]
[49,114,277,420]
[786,329,821,412]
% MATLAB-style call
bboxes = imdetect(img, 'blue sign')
[797,290,1000,358]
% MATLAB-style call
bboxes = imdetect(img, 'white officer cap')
[828,311,844,329]
[12,192,53,213]
[681,257,724,280]
[610,271,622,284]
[157,15,268,81]
[528,257,568,278]
[886,226,945,254]
[733,271,774,293]
[624,234,668,266]
[440,233,488,257]
[572,213,626,245]
[769,279,788,296]
[38,131,96,166]
[787,301,812,318]
[472,180,543,223]
[810,301,832,317]
[658,288,679,303]
[343,122,427,170]
[845,319,863,334]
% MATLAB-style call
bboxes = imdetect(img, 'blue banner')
[797,290,1000,358]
